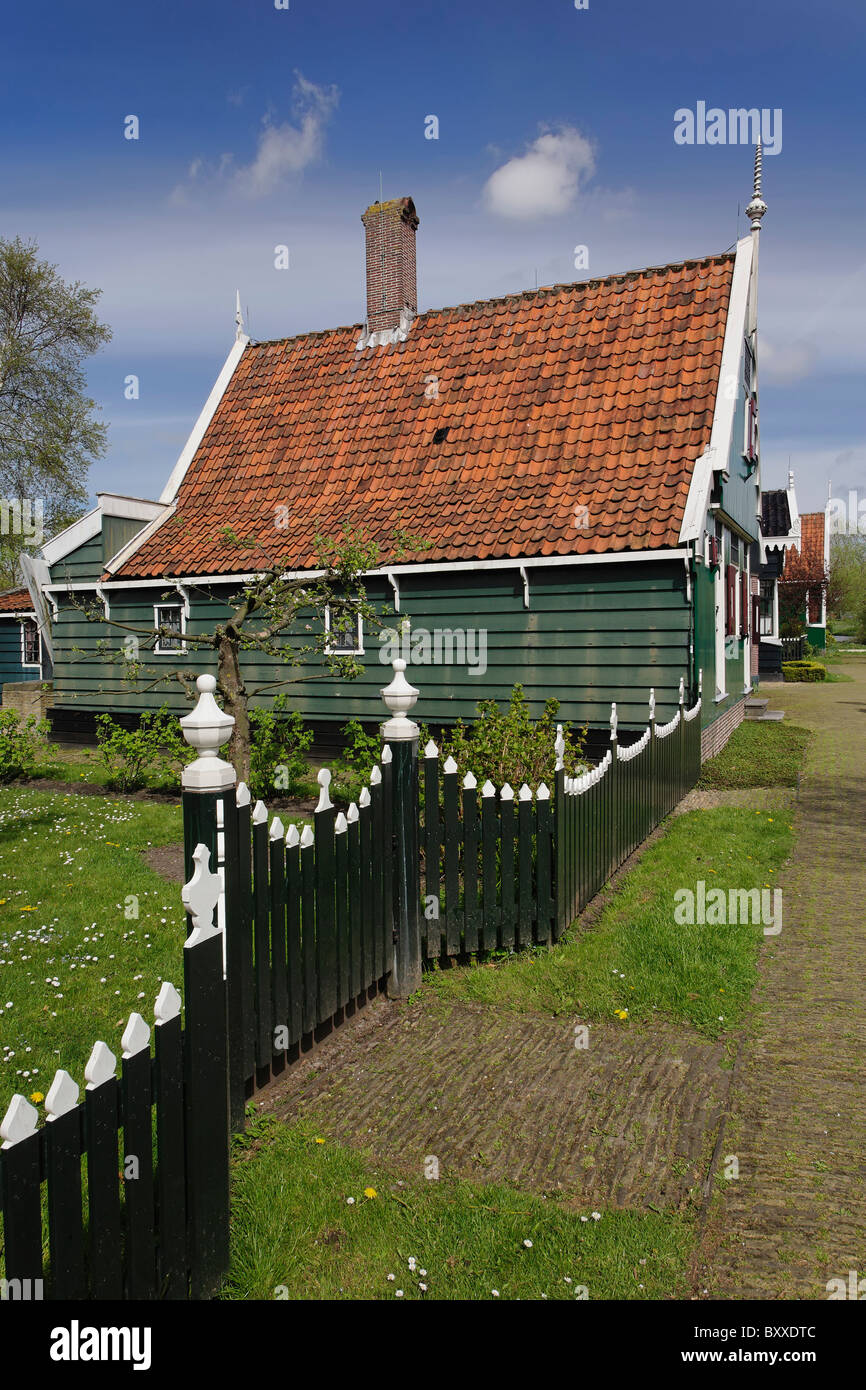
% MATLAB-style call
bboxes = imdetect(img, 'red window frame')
[740,572,750,637]
[725,565,737,637]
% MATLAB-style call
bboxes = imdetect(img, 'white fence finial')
[380,657,420,741]
[316,767,333,813]
[698,668,703,697]
[649,688,656,722]
[180,674,236,792]
[182,843,222,946]
[610,702,618,741]
[554,724,565,771]
[678,675,685,705]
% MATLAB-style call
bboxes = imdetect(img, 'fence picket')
[83,1045,123,1300]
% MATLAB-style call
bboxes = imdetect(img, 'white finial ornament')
[380,658,420,741]
[610,702,618,741]
[554,724,565,771]
[745,143,767,231]
[649,688,656,722]
[180,674,236,792]
[235,290,245,341]
[182,843,222,946]
[678,675,685,705]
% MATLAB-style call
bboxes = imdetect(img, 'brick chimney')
[359,196,419,345]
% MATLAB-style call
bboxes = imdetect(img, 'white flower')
[419,1283,427,1292]
[407,1257,417,1271]
[491,1290,500,1298]
[580,1215,588,1222]
[395,1289,404,1298]
[387,1274,395,1282]
[346,1197,355,1205]
[419,1268,427,1277]
[523,1239,533,1248]
[591,1211,601,1220]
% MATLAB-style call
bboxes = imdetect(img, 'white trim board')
[679,236,754,545]
[159,337,249,506]
[41,495,164,567]
[95,545,691,593]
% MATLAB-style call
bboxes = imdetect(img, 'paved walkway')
[703,657,866,1298]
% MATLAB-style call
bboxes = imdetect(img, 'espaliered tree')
[65,525,427,784]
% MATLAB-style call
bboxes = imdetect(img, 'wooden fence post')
[381,658,422,999]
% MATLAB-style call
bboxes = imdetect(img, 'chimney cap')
[362,195,419,230]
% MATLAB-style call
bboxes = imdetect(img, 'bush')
[95,706,195,792]
[0,709,50,782]
[248,695,314,800]
[781,661,827,683]
[434,685,587,789]
[329,719,382,804]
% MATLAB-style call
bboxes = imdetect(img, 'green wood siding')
[103,517,147,565]
[50,561,692,731]
[48,534,105,585]
[0,617,39,686]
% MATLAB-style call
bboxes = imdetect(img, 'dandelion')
[30,1091,43,1103]
[614,1008,628,1020]
[314,1137,325,1144]
[364,1187,377,1199]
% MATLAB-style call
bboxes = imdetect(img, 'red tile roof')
[0,588,33,612]
[113,253,735,580]
[785,513,827,580]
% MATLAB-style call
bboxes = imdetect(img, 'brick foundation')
[701,697,745,762]
[1,681,54,722]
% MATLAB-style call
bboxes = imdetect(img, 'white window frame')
[324,605,364,656]
[153,603,186,655]
[20,616,42,671]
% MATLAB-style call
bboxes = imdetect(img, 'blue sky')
[4,0,864,516]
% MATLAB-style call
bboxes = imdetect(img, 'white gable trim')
[41,495,163,567]
[678,236,754,544]
[158,336,250,505]
[104,502,176,576]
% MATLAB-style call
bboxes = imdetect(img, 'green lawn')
[423,807,793,1037]
[223,1112,692,1301]
[697,720,812,789]
[0,789,186,1111]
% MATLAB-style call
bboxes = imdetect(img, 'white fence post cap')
[180,674,237,792]
[380,658,420,741]
[1,1094,39,1148]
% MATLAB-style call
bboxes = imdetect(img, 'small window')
[21,618,41,668]
[759,578,774,636]
[325,605,363,656]
[154,604,185,654]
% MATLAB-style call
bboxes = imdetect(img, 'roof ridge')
[252,248,736,349]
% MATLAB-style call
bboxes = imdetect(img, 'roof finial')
[235,290,245,341]
[745,143,767,232]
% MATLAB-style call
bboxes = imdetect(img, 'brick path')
[703,658,866,1298]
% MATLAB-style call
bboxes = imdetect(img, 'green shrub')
[0,709,50,782]
[781,661,826,683]
[435,685,587,789]
[95,706,195,792]
[247,695,314,800]
[329,719,382,804]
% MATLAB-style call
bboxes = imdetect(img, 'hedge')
[782,661,827,683]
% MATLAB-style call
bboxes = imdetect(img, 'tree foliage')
[0,237,111,586]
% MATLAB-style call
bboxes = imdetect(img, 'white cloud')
[758,335,819,385]
[170,72,339,202]
[483,126,595,220]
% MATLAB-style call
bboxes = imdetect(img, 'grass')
[0,788,187,1111]
[222,1112,692,1300]
[696,721,812,789]
[423,807,793,1037]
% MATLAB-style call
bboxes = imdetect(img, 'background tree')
[67,525,428,783]
[0,236,111,587]
[829,532,866,640]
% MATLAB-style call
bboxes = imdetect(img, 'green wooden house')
[40,156,771,762]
